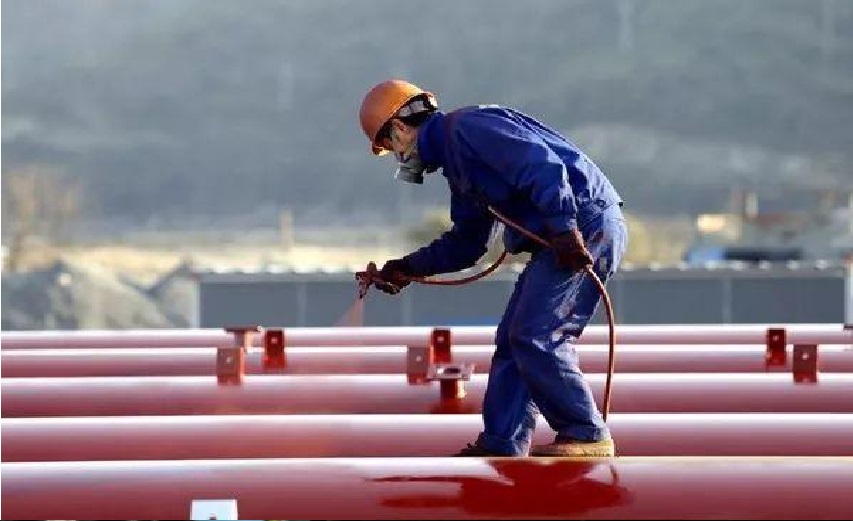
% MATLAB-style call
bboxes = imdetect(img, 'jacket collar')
[416,111,446,168]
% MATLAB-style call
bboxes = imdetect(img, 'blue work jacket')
[404,105,623,276]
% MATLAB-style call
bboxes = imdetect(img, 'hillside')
[3,0,851,227]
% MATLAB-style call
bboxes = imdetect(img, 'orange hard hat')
[359,79,437,155]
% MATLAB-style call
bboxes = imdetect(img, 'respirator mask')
[392,127,430,184]
[389,98,438,184]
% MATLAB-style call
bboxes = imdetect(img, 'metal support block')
[218,325,260,385]
[431,327,452,364]
[216,346,244,385]
[406,328,474,399]
[263,328,286,371]
[406,344,433,384]
[429,363,474,400]
[765,327,787,368]
[793,344,818,384]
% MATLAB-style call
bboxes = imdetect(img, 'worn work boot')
[452,442,503,457]
[530,436,615,457]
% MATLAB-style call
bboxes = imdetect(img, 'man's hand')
[376,258,415,295]
[551,229,594,273]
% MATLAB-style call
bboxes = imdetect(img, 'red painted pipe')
[4,373,853,417]
[3,345,852,377]
[2,323,849,349]
[3,457,852,520]
[4,413,852,462]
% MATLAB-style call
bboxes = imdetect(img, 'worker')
[358,79,628,457]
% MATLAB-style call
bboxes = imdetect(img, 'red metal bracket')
[216,347,245,385]
[406,327,473,399]
[765,327,787,369]
[263,329,286,371]
[792,344,818,384]
[217,325,261,385]
[432,328,451,364]
[430,363,473,400]
[406,345,433,384]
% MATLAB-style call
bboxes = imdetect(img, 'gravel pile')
[2,259,196,330]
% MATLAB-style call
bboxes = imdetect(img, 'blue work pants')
[476,206,628,456]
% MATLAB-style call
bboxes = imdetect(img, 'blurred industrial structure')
[685,188,853,265]
[196,262,851,328]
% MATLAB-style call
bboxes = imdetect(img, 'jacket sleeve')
[456,110,579,234]
[403,189,494,276]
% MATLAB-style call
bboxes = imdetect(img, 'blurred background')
[2,0,852,330]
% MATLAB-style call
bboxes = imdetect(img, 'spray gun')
[355,261,403,298]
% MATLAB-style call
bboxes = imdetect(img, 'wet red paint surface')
[3,457,852,520]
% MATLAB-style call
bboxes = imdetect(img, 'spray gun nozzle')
[355,262,378,299]
[355,261,402,298]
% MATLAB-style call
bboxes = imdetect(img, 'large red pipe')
[4,373,852,417]
[2,323,848,349]
[3,457,851,520]
[4,413,851,462]
[3,345,852,378]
